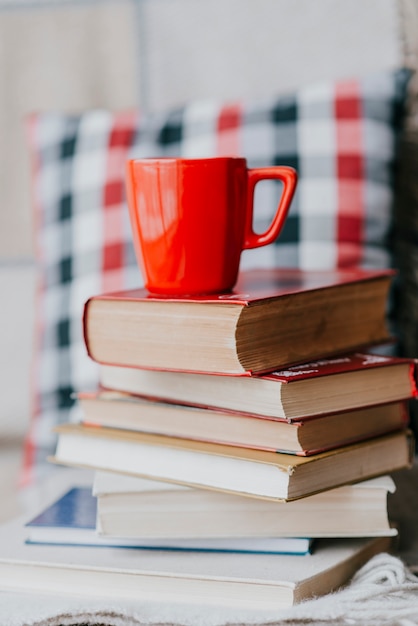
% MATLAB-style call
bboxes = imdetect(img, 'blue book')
[25,486,314,555]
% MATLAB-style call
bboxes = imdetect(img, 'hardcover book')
[0,508,393,610]
[83,268,394,375]
[25,486,313,555]
[50,423,414,502]
[98,352,417,420]
[93,471,398,539]
[78,392,409,455]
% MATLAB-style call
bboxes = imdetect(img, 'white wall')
[141,0,402,111]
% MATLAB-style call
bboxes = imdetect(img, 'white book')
[25,486,313,555]
[93,471,398,539]
[51,423,412,501]
[0,507,392,610]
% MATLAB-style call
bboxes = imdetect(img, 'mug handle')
[244,166,298,249]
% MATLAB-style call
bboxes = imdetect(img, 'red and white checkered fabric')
[23,68,410,481]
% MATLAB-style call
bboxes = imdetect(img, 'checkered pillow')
[23,68,410,481]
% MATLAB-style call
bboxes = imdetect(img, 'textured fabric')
[24,68,410,481]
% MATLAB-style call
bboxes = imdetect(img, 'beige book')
[51,423,414,501]
[93,471,398,539]
[0,507,393,610]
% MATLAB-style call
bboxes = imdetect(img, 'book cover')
[25,486,313,555]
[260,352,417,384]
[86,268,395,304]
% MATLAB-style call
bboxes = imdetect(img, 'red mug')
[126,157,297,295]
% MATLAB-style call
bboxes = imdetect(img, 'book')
[83,268,394,375]
[50,423,414,501]
[0,508,393,610]
[98,353,417,420]
[25,486,313,555]
[77,392,409,455]
[93,471,398,539]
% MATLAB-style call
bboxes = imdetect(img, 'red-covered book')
[78,391,410,456]
[98,352,417,420]
[83,268,394,375]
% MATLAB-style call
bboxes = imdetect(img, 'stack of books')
[53,267,415,500]
[1,267,416,611]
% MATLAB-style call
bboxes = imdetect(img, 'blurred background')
[1,0,417,518]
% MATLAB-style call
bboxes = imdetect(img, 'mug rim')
[128,156,247,165]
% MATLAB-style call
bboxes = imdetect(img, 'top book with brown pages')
[98,353,418,421]
[83,268,394,375]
